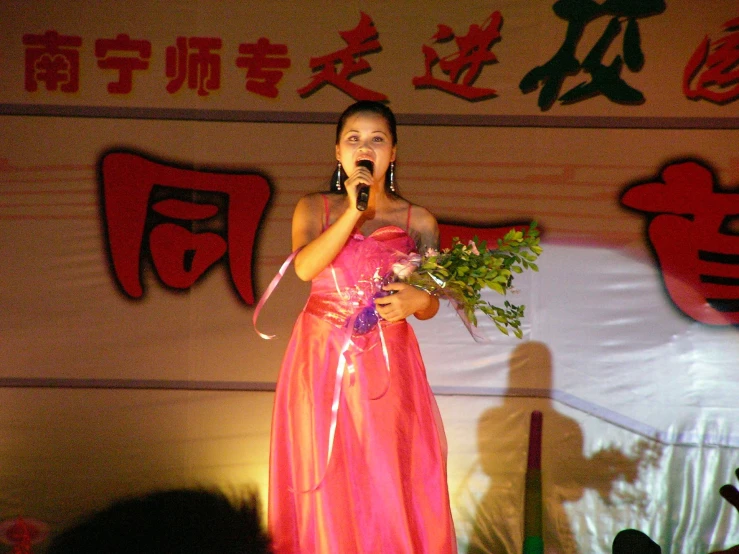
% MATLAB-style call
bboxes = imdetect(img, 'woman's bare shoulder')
[292,192,327,231]
[295,191,326,210]
[409,203,438,231]
[406,202,439,250]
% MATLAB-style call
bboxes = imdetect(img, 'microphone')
[355,159,373,212]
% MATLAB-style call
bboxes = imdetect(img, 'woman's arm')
[413,290,440,321]
[412,205,441,257]
[374,205,441,321]
[291,194,361,282]
[411,206,440,319]
[291,164,372,281]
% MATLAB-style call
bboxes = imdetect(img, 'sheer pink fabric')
[269,225,457,554]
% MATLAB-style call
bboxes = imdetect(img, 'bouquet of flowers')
[396,223,541,339]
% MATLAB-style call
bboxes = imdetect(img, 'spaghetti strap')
[323,194,330,230]
[406,202,412,233]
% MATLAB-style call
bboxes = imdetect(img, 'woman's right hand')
[343,163,374,212]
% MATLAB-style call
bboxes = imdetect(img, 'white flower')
[392,253,422,279]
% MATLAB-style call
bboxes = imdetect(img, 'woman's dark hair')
[330,101,398,195]
[334,101,397,146]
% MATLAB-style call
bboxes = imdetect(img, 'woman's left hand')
[374,282,434,322]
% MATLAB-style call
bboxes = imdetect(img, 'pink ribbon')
[252,248,302,339]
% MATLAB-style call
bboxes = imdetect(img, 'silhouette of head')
[613,529,661,554]
[46,487,271,554]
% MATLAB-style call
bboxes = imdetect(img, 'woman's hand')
[374,282,439,322]
[344,164,375,212]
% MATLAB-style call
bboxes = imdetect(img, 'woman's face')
[335,112,396,184]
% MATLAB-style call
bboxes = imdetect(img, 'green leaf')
[490,282,505,295]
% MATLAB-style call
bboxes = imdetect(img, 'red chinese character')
[413,11,502,100]
[236,37,291,98]
[101,152,271,304]
[23,30,82,92]
[297,12,387,102]
[621,161,739,325]
[683,16,739,104]
[165,36,222,96]
[0,517,48,554]
[95,34,152,94]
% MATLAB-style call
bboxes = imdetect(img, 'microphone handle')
[356,185,370,211]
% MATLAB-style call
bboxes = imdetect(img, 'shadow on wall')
[466,341,659,554]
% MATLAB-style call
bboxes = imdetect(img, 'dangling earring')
[389,162,396,193]
[335,162,343,191]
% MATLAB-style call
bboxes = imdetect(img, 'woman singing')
[267,101,457,553]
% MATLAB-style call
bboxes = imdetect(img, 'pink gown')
[268,201,457,554]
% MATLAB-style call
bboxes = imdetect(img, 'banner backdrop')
[1,1,738,552]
